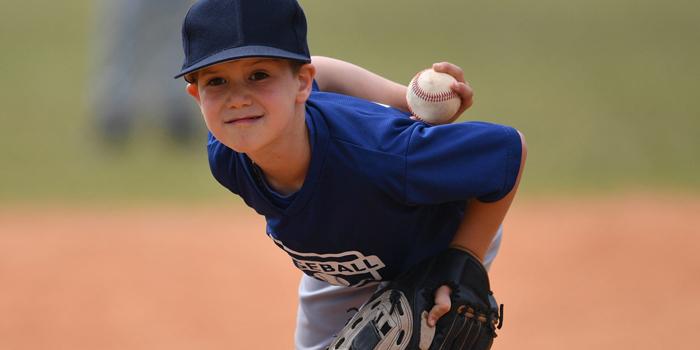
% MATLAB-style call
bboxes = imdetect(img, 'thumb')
[427,285,452,327]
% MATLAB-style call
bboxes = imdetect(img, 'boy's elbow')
[498,129,526,202]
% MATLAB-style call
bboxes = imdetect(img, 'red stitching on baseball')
[410,70,459,103]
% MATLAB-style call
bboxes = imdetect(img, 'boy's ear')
[295,63,316,103]
[186,83,201,105]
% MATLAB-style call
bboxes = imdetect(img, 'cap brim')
[174,45,311,79]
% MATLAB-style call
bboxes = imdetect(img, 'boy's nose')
[226,91,252,109]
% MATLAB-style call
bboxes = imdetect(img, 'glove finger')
[451,307,494,350]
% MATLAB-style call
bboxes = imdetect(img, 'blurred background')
[0,0,698,349]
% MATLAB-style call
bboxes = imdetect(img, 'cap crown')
[176,0,310,79]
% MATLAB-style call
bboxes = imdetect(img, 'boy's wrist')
[448,243,484,263]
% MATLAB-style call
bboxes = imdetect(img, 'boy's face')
[186,58,314,154]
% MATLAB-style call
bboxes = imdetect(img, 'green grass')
[1,0,698,202]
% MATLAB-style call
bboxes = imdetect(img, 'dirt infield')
[1,194,698,349]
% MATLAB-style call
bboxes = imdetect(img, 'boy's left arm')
[450,130,527,261]
[427,130,527,326]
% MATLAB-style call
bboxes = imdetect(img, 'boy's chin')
[218,137,258,154]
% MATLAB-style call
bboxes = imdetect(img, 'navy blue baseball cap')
[174,0,311,81]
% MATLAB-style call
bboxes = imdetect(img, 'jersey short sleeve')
[405,121,522,204]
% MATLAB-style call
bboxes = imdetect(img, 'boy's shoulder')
[305,91,517,157]
[306,91,417,154]
[307,91,410,122]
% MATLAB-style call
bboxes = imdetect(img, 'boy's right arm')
[312,56,409,110]
[311,56,474,121]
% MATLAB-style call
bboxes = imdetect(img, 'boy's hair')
[175,0,311,81]
[184,59,307,84]
[289,60,305,75]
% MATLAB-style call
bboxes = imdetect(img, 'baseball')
[406,68,461,125]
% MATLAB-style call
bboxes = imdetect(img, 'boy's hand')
[410,62,474,125]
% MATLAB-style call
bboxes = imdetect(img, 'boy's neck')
[247,108,311,196]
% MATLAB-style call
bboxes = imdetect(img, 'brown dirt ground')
[1,194,699,349]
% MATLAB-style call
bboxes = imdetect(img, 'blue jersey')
[208,89,522,287]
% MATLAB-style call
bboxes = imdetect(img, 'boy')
[175,0,526,349]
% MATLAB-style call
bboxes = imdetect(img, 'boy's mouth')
[225,115,263,124]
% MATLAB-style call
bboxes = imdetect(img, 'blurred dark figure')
[89,0,198,147]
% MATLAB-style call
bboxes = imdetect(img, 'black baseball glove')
[326,247,503,350]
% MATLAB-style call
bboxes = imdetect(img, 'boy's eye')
[250,71,269,81]
[206,77,226,86]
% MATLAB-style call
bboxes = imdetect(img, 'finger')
[452,82,474,112]
[432,62,465,83]
[452,82,473,102]
[440,83,472,123]
[428,285,452,327]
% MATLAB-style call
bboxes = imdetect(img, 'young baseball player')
[175,1,526,349]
